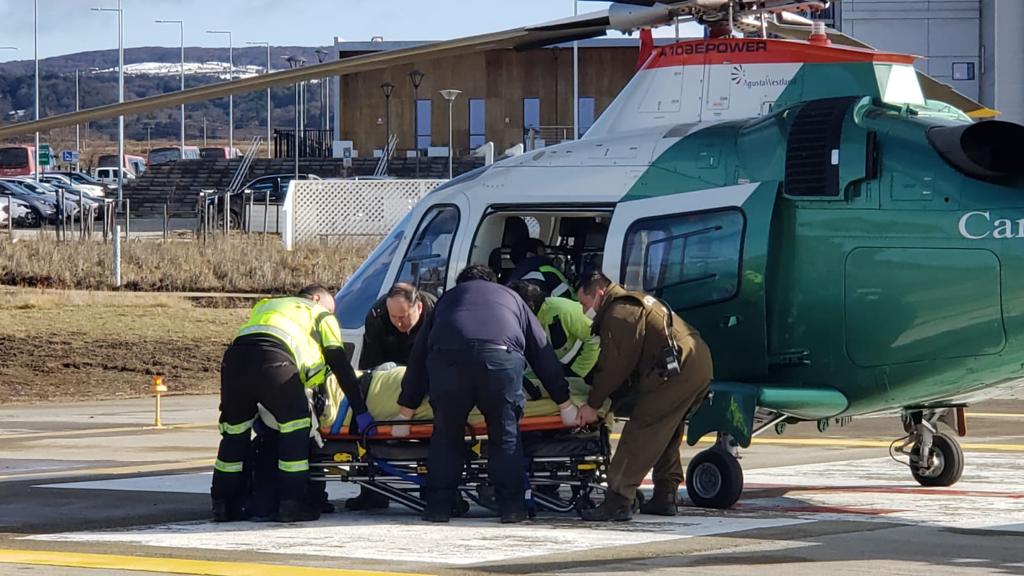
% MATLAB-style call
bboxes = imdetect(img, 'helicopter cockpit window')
[622,209,744,310]
[335,213,411,330]
[396,205,460,298]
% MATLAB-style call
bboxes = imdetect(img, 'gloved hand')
[558,401,581,427]
[355,412,376,435]
[390,410,413,438]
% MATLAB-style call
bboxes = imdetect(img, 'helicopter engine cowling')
[608,2,675,32]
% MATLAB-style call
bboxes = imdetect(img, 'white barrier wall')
[282,179,444,249]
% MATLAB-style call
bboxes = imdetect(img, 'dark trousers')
[426,346,527,516]
[247,420,328,517]
[211,341,312,507]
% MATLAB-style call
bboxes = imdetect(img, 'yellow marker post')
[151,375,168,428]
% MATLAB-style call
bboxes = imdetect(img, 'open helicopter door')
[603,181,778,380]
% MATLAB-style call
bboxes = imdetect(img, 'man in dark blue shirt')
[397,265,579,523]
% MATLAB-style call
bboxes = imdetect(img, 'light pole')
[573,0,580,140]
[284,55,306,180]
[409,69,425,178]
[440,89,461,180]
[32,0,39,180]
[247,41,272,158]
[315,49,329,133]
[206,30,233,152]
[155,19,185,155]
[75,68,80,170]
[92,1,124,208]
[380,82,395,157]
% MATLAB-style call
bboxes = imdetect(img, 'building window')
[578,97,596,138]
[621,209,745,310]
[523,98,541,130]
[469,98,486,150]
[416,99,432,150]
[952,62,976,81]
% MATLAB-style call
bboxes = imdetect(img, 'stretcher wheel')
[685,448,743,509]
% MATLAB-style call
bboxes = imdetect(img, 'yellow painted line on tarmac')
[0,458,215,483]
[0,549,428,576]
[609,434,1024,452]
[0,422,216,441]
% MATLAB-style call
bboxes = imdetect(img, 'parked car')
[48,171,114,194]
[91,167,136,186]
[0,196,39,228]
[0,180,58,227]
[35,173,108,200]
[207,173,323,230]
[12,178,98,219]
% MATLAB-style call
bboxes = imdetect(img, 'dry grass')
[0,236,376,293]
[0,288,247,404]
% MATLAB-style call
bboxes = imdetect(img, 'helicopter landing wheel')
[911,432,964,488]
[685,446,744,509]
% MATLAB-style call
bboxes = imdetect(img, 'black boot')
[578,491,633,522]
[211,498,246,523]
[344,487,390,511]
[274,499,321,523]
[640,486,679,516]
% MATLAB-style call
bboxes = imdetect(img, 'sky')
[0,0,699,63]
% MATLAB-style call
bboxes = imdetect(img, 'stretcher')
[306,367,613,515]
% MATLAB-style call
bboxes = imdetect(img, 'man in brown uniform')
[575,271,713,521]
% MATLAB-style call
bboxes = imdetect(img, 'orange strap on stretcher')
[322,415,570,440]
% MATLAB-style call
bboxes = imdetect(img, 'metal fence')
[282,179,445,249]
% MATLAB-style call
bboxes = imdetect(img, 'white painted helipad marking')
[741,452,1024,532]
[23,516,810,566]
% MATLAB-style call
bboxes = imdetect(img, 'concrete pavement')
[1,393,1022,575]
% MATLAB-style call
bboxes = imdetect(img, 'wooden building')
[332,38,658,159]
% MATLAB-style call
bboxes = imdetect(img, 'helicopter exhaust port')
[927,121,1024,185]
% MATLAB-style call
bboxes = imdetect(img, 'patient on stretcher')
[317,364,611,436]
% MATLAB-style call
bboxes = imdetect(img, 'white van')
[92,167,136,186]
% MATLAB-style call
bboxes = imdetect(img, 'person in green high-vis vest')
[509,280,600,381]
[211,284,369,523]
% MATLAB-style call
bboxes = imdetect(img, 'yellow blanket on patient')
[319,366,609,432]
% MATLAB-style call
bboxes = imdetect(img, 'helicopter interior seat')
[488,216,530,282]
[556,217,610,282]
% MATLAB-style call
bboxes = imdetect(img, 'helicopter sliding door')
[603,182,778,380]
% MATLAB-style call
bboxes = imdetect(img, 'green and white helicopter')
[2,0,1021,510]
[330,2,1024,509]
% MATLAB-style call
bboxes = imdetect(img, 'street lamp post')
[440,89,461,180]
[380,82,395,158]
[408,69,425,178]
[75,68,80,170]
[206,30,233,152]
[92,1,124,209]
[573,0,580,140]
[284,55,306,180]
[33,0,39,181]
[247,41,272,158]
[155,19,185,155]
[315,49,329,134]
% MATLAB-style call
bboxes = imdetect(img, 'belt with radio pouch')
[654,297,682,381]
